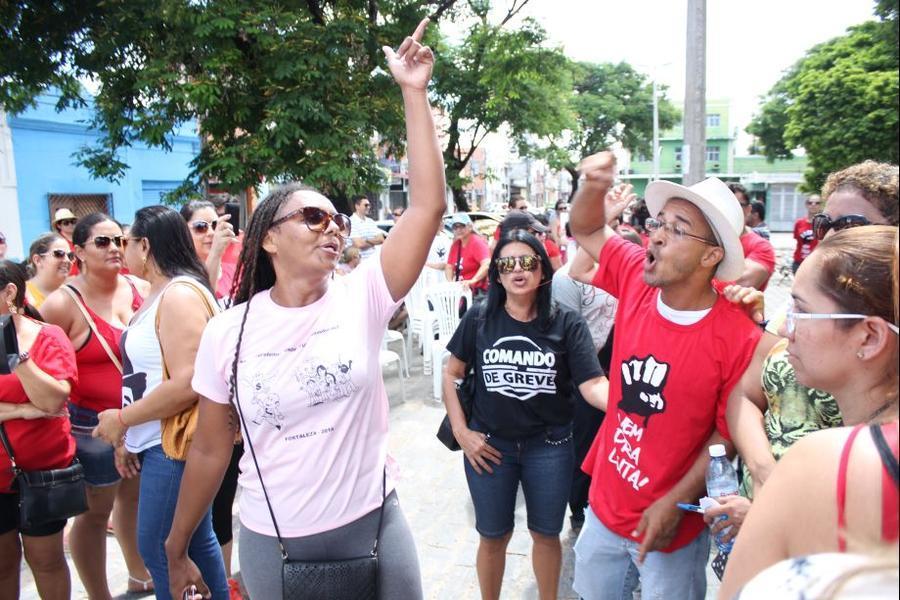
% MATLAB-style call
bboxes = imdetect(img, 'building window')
[707,114,721,127]
[48,193,112,224]
[705,146,720,162]
[675,147,682,162]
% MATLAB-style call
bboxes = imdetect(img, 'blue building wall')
[9,91,199,245]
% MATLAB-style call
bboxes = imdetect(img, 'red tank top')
[836,421,899,551]
[68,278,143,412]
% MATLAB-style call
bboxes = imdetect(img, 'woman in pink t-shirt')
[166,20,445,600]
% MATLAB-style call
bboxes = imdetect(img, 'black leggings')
[212,442,243,546]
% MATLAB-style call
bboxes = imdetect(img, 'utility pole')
[652,78,660,182]
[683,0,706,186]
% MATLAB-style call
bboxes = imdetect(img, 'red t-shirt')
[0,323,78,492]
[714,231,776,292]
[543,238,561,260]
[447,235,490,291]
[793,217,817,264]
[584,236,760,552]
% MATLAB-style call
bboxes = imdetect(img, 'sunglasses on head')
[811,213,870,241]
[85,235,124,249]
[42,249,75,261]
[495,254,541,274]
[270,206,352,236]
[0,235,6,244]
[190,220,217,233]
[57,219,77,226]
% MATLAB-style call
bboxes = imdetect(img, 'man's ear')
[700,246,725,271]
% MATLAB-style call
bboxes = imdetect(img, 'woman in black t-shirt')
[444,229,610,600]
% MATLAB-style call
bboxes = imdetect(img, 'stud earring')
[857,351,865,360]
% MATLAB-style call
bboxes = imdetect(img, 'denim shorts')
[464,420,574,538]
[69,403,120,487]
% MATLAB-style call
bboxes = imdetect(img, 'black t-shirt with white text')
[447,304,602,439]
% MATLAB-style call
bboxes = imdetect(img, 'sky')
[470,0,877,155]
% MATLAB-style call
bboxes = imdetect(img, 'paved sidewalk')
[20,250,794,599]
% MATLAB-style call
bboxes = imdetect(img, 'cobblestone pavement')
[20,234,794,599]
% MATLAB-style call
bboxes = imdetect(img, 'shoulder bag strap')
[61,285,123,374]
[870,423,900,487]
[229,298,386,560]
[0,423,18,470]
[454,240,463,281]
[155,279,218,380]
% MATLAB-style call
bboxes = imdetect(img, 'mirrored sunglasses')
[190,220,217,233]
[496,254,541,274]
[811,213,869,241]
[270,206,352,236]
[86,235,124,249]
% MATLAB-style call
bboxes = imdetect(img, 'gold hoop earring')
[6,300,18,315]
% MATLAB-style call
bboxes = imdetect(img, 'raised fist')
[618,355,670,427]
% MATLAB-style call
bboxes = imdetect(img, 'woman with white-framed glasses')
[24,233,72,310]
[719,225,899,598]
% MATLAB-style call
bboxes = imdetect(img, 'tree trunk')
[451,186,468,211]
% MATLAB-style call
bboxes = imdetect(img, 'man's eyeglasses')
[496,254,541,274]
[270,207,352,236]
[190,220,217,233]
[811,213,870,241]
[42,249,75,261]
[57,219,77,227]
[784,298,900,337]
[645,217,718,246]
[84,235,124,249]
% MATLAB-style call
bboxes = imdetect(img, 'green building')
[624,100,810,232]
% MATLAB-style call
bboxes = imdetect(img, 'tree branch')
[500,0,531,26]
[427,0,458,21]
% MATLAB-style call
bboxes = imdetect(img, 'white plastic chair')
[425,283,473,400]
[380,337,406,403]
[383,329,409,378]
[404,272,431,373]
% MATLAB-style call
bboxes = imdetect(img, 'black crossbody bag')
[0,423,88,529]
[229,297,384,600]
[435,303,484,451]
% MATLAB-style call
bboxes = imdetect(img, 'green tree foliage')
[529,61,679,199]
[431,0,573,209]
[748,12,899,192]
[0,0,459,209]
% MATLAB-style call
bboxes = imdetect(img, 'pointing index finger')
[411,17,429,42]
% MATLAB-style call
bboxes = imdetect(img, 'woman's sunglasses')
[811,213,870,240]
[270,207,352,236]
[496,254,541,274]
[57,219,77,227]
[84,235,124,249]
[190,220,217,233]
[42,249,75,261]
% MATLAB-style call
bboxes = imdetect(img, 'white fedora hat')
[645,177,745,281]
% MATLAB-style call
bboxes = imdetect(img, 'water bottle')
[705,444,739,554]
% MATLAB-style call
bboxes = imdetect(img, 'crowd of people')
[1,22,898,600]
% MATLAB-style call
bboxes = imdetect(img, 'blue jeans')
[69,403,120,486]
[573,505,709,600]
[464,421,574,538]
[138,445,228,600]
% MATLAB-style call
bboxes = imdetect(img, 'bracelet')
[117,409,127,428]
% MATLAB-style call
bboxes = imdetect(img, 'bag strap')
[0,423,19,471]
[61,285,123,374]
[453,240,463,281]
[229,297,386,561]
[155,279,218,380]
[870,423,900,487]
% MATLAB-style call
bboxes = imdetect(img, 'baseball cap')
[450,213,472,226]
[644,177,745,280]
[499,211,548,237]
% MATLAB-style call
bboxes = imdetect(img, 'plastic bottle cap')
[708,444,726,458]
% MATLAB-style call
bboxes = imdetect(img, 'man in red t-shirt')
[726,183,776,290]
[792,194,822,273]
[445,213,490,296]
[568,153,760,600]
